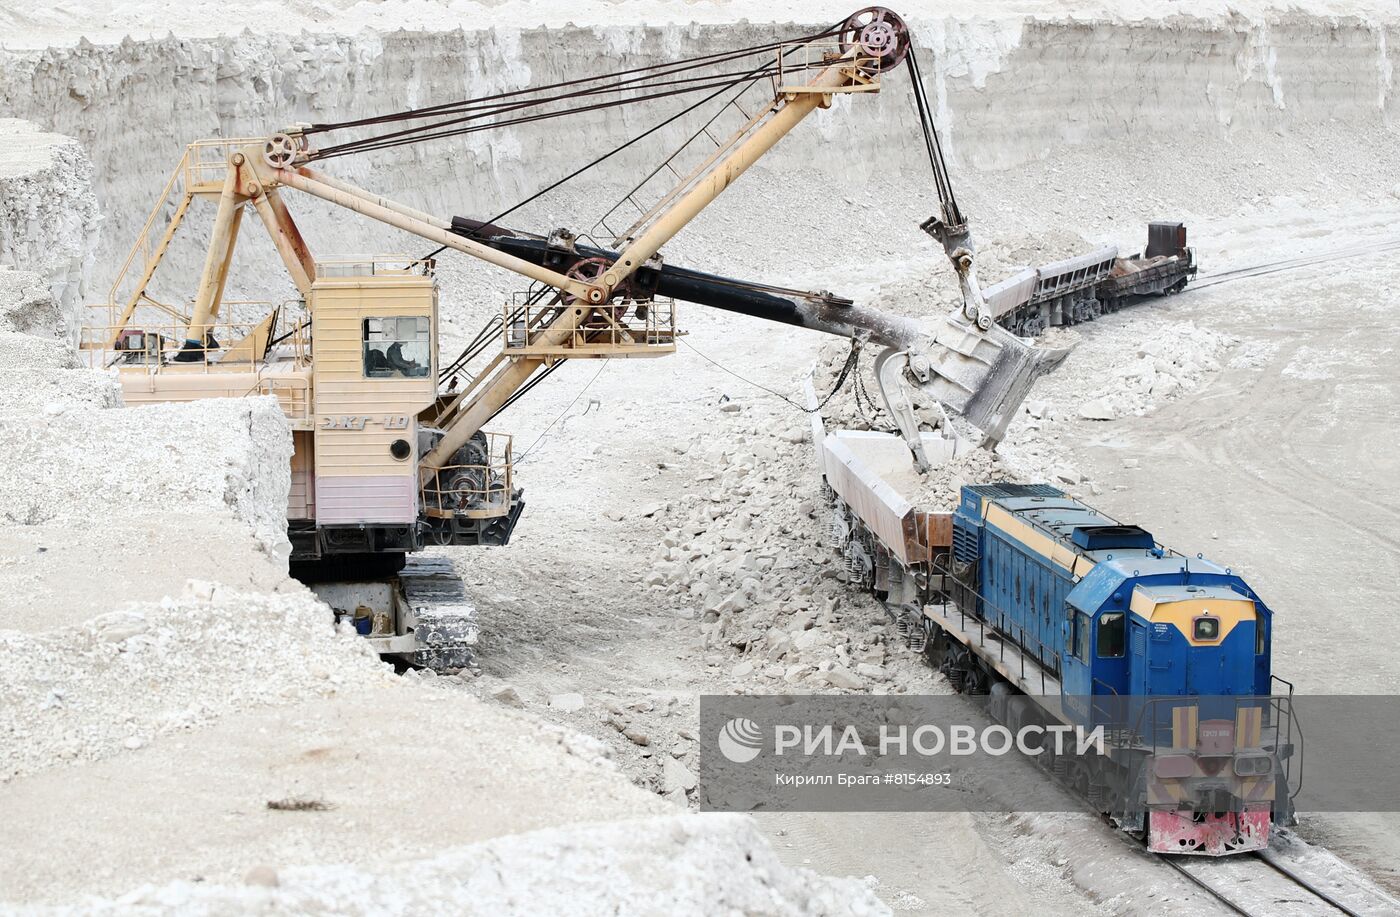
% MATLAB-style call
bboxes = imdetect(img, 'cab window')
[1255,618,1266,655]
[1072,610,1090,663]
[364,316,430,378]
[1097,612,1125,658]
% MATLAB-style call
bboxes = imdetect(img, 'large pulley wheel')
[564,256,630,325]
[262,133,302,169]
[562,257,612,305]
[839,7,910,70]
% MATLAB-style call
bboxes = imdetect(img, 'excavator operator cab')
[300,257,439,557]
[363,316,431,379]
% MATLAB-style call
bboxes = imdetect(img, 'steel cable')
[314,70,792,160]
[313,60,829,160]
[307,29,837,135]
[905,47,962,227]
[309,27,841,161]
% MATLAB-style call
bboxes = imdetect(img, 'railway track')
[874,595,1400,916]
[1160,844,1399,917]
[1190,238,1400,292]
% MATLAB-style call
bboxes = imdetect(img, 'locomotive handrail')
[930,551,1056,695]
[1089,678,1130,743]
[1270,675,1303,801]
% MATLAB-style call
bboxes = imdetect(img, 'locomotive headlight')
[1233,755,1272,776]
[1192,616,1220,641]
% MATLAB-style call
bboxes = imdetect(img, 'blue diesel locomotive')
[915,483,1299,855]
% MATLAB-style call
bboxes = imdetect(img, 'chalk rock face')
[0,119,100,344]
[0,268,293,556]
[0,393,293,555]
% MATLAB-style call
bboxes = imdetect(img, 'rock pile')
[646,400,942,697]
[883,446,1008,512]
[1071,320,1235,421]
[0,581,388,780]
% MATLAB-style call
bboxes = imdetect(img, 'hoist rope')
[905,47,962,227]
[307,28,840,161]
[421,22,843,259]
[306,30,835,135]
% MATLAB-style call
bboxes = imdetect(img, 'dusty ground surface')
[2,3,1400,914]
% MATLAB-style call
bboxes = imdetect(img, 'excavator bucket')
[914,311,1068,446]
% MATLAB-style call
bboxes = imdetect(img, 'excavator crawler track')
[400,555,479,673]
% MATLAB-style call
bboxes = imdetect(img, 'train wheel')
[963,661,990,695]
[939,645,969,692]
[1071,761,1092,797]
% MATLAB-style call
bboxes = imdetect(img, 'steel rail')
[1162,858,1258,917]
[1190,238,1400,291]
[1255,851,1366,917]
[869,549,1373,917]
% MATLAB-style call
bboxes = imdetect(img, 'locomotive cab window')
[1255,618,1266,655]
[364,316,430,379]
[1097,611,1125,658]
[1072,610,1091,663]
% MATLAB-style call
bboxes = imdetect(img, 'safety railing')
[314,256,436,279]
[99,139,263,325]
[929,552,1060,696]
[77,308,310,373]
[247,376,313,422]
[502,297,678,356]
[182,138,258,191]
[420,433,514,520]
[1122,694,1295,760]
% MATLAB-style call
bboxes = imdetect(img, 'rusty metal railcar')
[989,223,1198,337]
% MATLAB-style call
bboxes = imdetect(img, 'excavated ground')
[1,3,1399,913]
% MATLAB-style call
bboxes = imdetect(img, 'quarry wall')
[0,119,100,342]
[0,14,1393,308]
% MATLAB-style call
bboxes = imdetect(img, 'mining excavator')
[82,8,1057,669]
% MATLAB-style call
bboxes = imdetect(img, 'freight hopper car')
[985,222,1197,337]
[818,439,1299,857]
